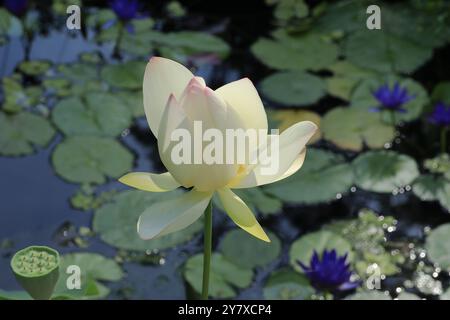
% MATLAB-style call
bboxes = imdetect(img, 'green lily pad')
[219,229,281,269]
[413,174,450,212]
[272,0,308,21]
[263,268,314,300]
[315,0,367,34]
[116,90,145,118]
[57,63,99,83]
[53,252,123,299]
[2,75,43,112]
[431,82,450,104]
[157,31,230,58]
[184,253,253,298]
[18,60,52,76]
[93,190,203,251]
[289,230,353,272]
[322,107,395,151]
[265,149,354,204]
[0,8,23,40]
[43,78,72,97]
[325,61,376,100]
[351,76,428,123]
[52,92,133,137]
[0,112,55,156]
[52,136,133,184]
[346,291,391,300]
[425,224,450,271]
[101,61,145,90]
[344,30,432,74]
[352,150,420,193]
[251,31,337,72]
[259,71,326,106]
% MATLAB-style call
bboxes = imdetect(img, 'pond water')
[1,0,450,300]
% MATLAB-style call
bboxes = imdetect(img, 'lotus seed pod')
[11,246,60,300]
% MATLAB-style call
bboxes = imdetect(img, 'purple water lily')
[3,0,28,16]
[110,0,140,21]
[429,102,450,127]
[298,249,360,293]
[372,82,415,113]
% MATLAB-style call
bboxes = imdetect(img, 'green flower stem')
[113,21,124,59]
[442,127,448,154]
[201,201,213,300]
[390,110,396,127]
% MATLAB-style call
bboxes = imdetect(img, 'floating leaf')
[58,63,98,83]
[18,60,51,76]
[326,61,376,100]
[413,174,450,212]
[344,30,432,74]
[52,136,133,184]
[101,61,144,89]
[346,291,391,300]
[116,90,145,118]
[425,224,450,271]
[322,107,395,151]
[259,71,326,106]
[219,229,281,269]
[268,109,322,143]
[0,8,23,41]
[315,0,366,34]
[0,112,55,156]
[265,149,354,204]
[2,75,42,112]
[251,31,338,71]
[53,252,123,299]
[351,76,428,123]
[223,187,282,216]
[93,190,203,251]
[289,230,353,272]
[352,151,420,193]
[263,268,314,300]
[184,253,253,298]
[52,92,133,137]
[431,82,450,104]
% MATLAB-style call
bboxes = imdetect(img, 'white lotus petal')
[118,172,180,192]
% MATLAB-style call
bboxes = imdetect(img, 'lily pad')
[289,230,353,272]
[233,187,282,216]
[101,61,145,89]
[425,224,450,271]
[52,92,133,137]
[116,90,145,118]
[265,149,354,204]
[259,71,326,106]
[322,107,395,151]
[0,8,23,41]
[413,174,450,211]
[315,0,367,34]
[352,151,420,193]
[219,229,281,269]
[350,76,428,123]
[263,268,314,300]
[93,190,203,251]
[18,60,52,76]
[268,109,322,143]
[58,63,99,83]
[251,31,338,71]
[344,30,432,74]
[346,291,391,300]
[0,112,55,156]
[52,136,133,184]
[326,61,376,100]
[431,82,450,104]
[184,253,253,298]
[53,252,123,299]
[2,75,42,112]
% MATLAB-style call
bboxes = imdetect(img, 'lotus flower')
[119,57,317,242]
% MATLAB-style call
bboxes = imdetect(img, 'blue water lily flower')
[372,82,415,113]
[429,102,450,127]
[4,0,28,16]
[110,0,140,21]
[298,249,360,293]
